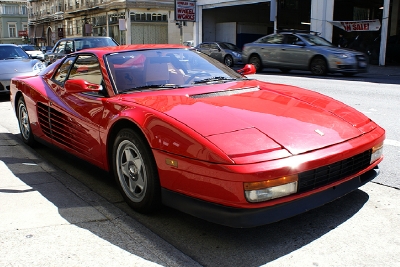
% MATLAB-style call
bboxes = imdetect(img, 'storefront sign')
[18,30,28,37]
[175,0,196,22]
[330,19,381,32]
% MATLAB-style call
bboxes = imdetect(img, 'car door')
[208,43,223,62]
[256,34,284,67]
[280,34,310,69]
[45,54,106,167]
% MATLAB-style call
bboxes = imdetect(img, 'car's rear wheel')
[17,97,35,146]
[310,57,327,75]
[224,55,234,67]
[112,128,161,213]
[249,55,263,72]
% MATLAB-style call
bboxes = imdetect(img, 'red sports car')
[10,44,385,228]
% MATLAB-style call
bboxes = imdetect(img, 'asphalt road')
[1,70,399,267]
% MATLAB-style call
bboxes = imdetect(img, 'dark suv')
[44,36,119,66]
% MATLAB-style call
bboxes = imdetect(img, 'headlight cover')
[334,53,350,59]
[370,143,383,164]
[244,175,298,202]
[32,61,45,74]
[232,51,241,58]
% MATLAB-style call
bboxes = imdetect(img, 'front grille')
[356,55,366,61]
[298,149,371,193]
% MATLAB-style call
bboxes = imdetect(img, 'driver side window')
[68,54,102,85]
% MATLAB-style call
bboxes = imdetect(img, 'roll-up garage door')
[131,23,168,44]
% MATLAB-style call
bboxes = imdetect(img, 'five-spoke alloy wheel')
[112,128,161,213]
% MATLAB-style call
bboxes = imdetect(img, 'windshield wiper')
[120,84,186,93]
[192,77,237,84]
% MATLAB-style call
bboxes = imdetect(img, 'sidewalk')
[367,64,400,76]
[0,124,200,267]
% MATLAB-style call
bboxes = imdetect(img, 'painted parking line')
[385,139,400,147]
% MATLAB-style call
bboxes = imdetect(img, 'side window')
[284,34,299,45]
[68,54,102,85]
[210,43,219,50]
[267,34,284,44]
[53,57,76,83]
[65,40,74,54]
[54,41,66,54]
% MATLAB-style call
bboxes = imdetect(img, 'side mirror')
[64,79,102,94]
[237,64,257,75]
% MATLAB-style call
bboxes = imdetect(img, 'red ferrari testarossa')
[10,44,384,228]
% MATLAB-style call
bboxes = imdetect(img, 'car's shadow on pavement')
[0,130,372,267]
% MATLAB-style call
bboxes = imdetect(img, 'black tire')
[17,97,35,146]
[112,128,161,213]
[249,55,263,72]
[279,68,291,73]
[224,55,234,67]
[310,57,327,75]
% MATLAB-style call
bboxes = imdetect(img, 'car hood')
[0,59,37,74]
[123,80,373,156]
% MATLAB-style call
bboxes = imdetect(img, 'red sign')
[18,30,28,37]
[330,19,381,32]
[175,0,196,22]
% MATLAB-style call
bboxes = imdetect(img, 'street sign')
[175,0,196,22]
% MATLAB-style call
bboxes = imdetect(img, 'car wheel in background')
[249,55,263,72]
[224,55,234,67]
[310,57,327,75]
[112,128,161,213]
[17,97,35,146]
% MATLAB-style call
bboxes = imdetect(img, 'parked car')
[183,40,195,48]
[19,45,44,61]
[10,44,384,228]
[41,45,53,54]
[44,36,119,66]
[0,44,45,95]
[242,31,369,76]
[195,41,242,67]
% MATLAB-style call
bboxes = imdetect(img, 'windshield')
[75,38,119,51]
[219,42,240,51]
[106,48,244,94]
[0,46,29,60]
[21,45,39,51]
[300,34,333,46]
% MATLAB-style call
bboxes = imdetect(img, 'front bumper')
[330,55,369,74]
[162,166,379,228]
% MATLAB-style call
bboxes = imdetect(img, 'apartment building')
[27,0,194,46]
[0,0,28,44]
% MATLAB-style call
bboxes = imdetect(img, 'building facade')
[0,0,28,44]
[27,0,194,47]
[194,0,399,66]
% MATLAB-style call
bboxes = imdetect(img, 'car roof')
[57,36,115,41]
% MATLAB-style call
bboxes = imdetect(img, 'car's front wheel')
[112,128,161,213]
[224,55,234,67]
[249,55,263,72]
[310,57,327,75]
[17,97,35,146]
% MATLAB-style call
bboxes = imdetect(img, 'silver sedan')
[242,31,368,76]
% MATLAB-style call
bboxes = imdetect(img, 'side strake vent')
[37,102,91,156]
[190,87,260,99]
